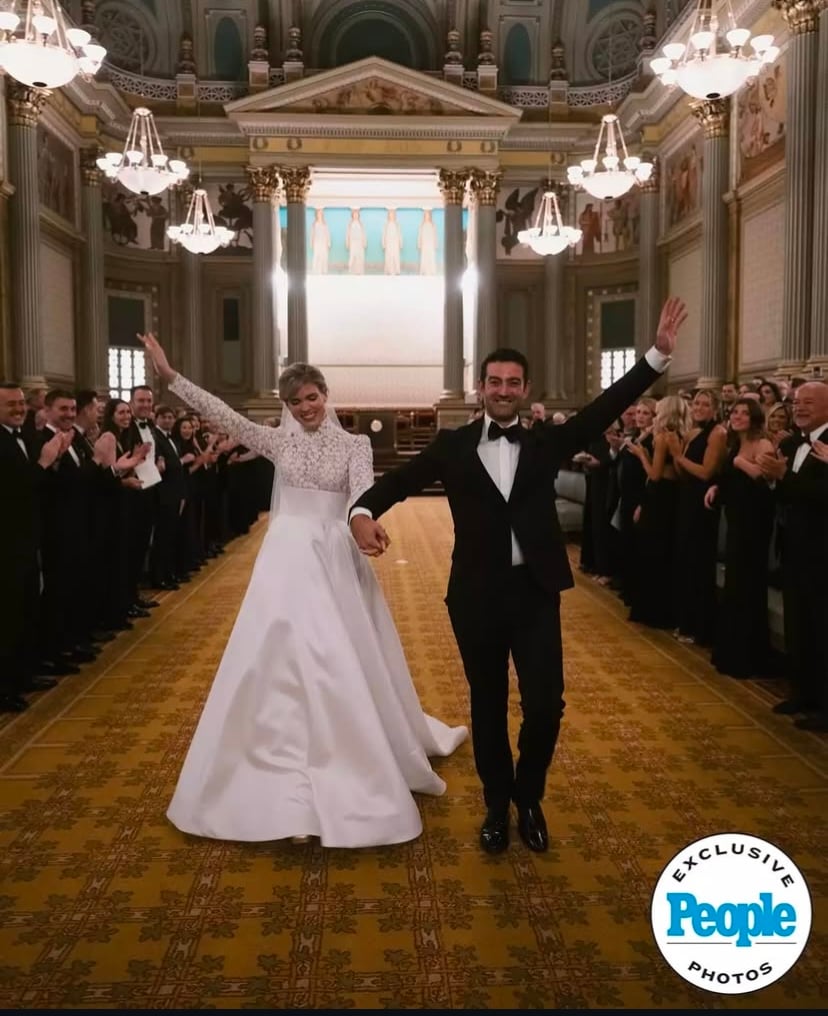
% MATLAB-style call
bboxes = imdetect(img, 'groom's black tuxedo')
[353,354,662,811]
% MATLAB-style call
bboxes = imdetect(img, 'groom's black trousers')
[446,564,565,811]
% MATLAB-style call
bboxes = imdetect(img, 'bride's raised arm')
[138,332,282,462]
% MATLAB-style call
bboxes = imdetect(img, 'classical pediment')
[226,57,519,121]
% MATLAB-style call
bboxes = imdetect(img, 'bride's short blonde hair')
[278,362,329,401]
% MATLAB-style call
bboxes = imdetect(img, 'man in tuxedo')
[124,385,161,612]
[151,405,187,589]
[759,381,828,732]
[0,383,70,711]
[350,297,686,854]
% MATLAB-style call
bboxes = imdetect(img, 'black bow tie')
[11,428,22,438]
[137,421,150,430]
[488,421,522,443]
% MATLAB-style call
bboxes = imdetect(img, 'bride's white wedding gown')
[166,376,467,847]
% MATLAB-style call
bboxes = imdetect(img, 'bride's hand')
[137,331,176,383]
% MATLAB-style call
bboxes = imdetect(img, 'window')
[109,347,146,401]
[601,347,636,390]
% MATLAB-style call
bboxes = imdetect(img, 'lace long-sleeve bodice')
[169,374,374,501]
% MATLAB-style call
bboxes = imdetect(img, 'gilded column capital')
[772,0,820,32]
[438,168,468,204]
[691,97,729,139]
[246,165,280,202]
[469,168,502,206]
[80,146,103,186]
[6,81,50,129]
[280,165,311,203]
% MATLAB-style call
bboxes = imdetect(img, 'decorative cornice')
[438,168,468,204]
[280,165,311,203]
[246,165,280,202]
[235,115,512,142]
[772,0,820,33]
[691,97,729,139]
[6,82,50,128]
[80,146,104,186]
[469,168,502,205]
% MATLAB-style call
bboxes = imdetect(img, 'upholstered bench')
[554,469,586,535]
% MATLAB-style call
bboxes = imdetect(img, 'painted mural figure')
[579,202,601,254]
[215,183,253,247]
[346,208,367,274]
[418,208,438,275]
[382,209,402,275]
[310,208,331,274]
[142,195,169,251]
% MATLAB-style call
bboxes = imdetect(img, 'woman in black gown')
[616,398,656,605]
[707,399,776,678]
[669,390,727,646]
[626,396,690,630]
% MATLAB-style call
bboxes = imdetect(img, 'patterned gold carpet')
[0,499,825,1009]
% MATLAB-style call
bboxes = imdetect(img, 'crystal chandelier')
[167,187,234,254]
[0,0,106,89]
[649,0,778,100]
[96,107,189,196]
[518,189,581,256]
[567,114,653,201]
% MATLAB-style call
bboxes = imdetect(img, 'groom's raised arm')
[549,347,669,463]
[351,430,449,522]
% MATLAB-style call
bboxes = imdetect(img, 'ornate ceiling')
[69,0,682,87]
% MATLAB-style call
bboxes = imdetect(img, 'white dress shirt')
[2,423,28,460]
[793,421,828,473]
[478,412,525,565]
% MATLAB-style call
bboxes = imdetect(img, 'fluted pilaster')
[182,234,203,385]
[692,99,729,386]
[79,147,108,391]
[809,0,828,361]
[246,166,279,395]
[636,160,661,359]
[774,0,819,364]
[469,169,501,375]
[7,82,50,387]
[281,165,310,364]
[438,169,467,398]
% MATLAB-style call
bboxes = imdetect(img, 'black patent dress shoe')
[136,597,159,609]
[794,715,828,732]
[479,808,510,854]
[517,804,549,853]
[127,606,151,619]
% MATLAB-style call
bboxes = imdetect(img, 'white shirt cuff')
[644,346,672,373]
[349,507,373,520]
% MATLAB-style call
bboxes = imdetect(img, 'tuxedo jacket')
[776,432,828,575]
[354,355,661,598]
[154,430,187,506]
[34,427,98,557]
[0,427,43,566]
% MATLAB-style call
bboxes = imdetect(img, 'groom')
[350,297,686,854]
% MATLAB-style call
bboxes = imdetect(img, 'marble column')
[543,243,566,400]
[246,166,279,397]
[774,0,819,365]
[79,148,109,392]
[469,168,501,376]
[280,165,310,364]
[692,99,729,387]
[438,169,467,399]
[636,160,661,358]
[809,0,828,365]
[6,82,50,388]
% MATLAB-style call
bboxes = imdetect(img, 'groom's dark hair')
[479,348,530,383]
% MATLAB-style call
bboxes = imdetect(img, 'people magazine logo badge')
[651,832,812,994]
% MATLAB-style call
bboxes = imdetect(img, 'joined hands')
[350,515,391,557]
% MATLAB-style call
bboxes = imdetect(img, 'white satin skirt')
[167,486,468,848]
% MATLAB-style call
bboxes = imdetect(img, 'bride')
[138,333,467,848]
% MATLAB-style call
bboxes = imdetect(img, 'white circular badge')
[650,832,812,994]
